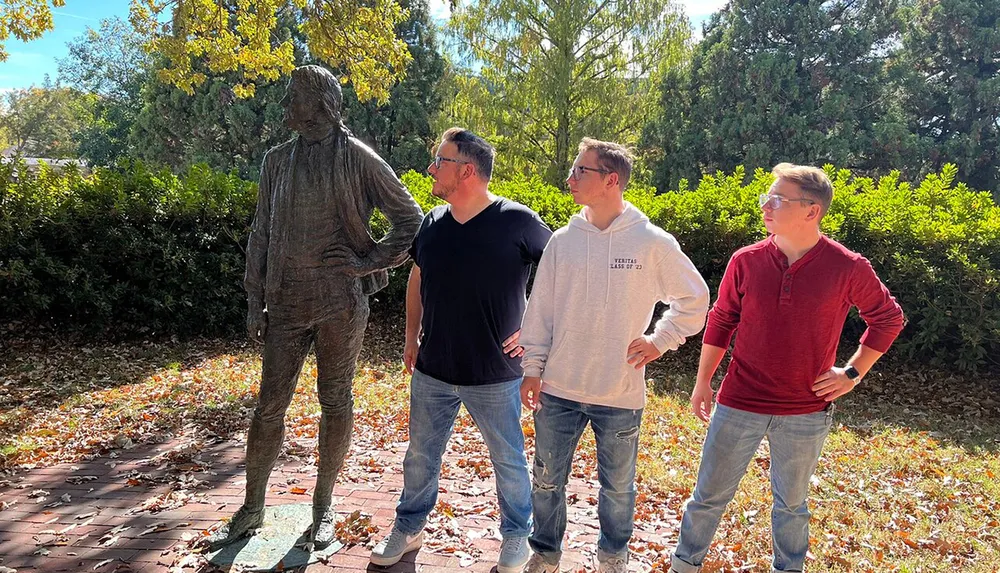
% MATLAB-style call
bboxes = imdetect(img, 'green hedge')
[0,160,256,336]
[3,160,997,372]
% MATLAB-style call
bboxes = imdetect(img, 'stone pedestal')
[206,504,344,571]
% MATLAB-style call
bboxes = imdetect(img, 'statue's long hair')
[290,65,351,135]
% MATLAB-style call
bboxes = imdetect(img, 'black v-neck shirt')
[409,198,552,385]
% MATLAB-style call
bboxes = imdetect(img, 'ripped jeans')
[529,392,643,564]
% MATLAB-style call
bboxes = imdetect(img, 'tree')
[57,18,152,166]
[447,0,690,185]
[3,0,411,104]
[643,0,911,191]
[130,69,293,180]
[0,80,96,158]
[896,0,1000,195]
[342,0,446,174]
[128,0,411,102]
[0,0,64,62]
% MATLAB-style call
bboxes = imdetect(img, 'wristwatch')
[844,365,861,382]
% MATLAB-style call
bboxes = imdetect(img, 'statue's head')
[282,65,343,141]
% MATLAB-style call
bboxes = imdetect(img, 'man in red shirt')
[670,163,905,573]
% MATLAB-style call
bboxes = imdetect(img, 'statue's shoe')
[311,505,340,550]
[205,505,265,550]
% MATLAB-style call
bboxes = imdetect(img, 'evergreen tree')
[896,0,1000,195]
[644,0,910,191]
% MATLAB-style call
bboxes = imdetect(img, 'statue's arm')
[244,154,272,307]
[363,150,423,271]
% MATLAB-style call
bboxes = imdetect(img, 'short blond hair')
[579,138,634,190]
[771,163,833,216]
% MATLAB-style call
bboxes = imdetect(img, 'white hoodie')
[520,202,710,409]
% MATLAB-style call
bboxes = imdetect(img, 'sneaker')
[497,536,530,573]
[370,528,423,566]
[522,553,560,573]
[597,552,628,573]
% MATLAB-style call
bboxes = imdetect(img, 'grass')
[1,317,998,571]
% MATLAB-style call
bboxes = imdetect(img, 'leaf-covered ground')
[2,318,998,572]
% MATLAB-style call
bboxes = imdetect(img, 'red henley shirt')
[704,235,905,415]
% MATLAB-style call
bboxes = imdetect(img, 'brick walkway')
[0,433,657,572]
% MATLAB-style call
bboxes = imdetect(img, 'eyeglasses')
[567,165,611,181]
[758,193,816,210]
[432,155,469,169]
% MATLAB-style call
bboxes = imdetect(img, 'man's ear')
[806,203,822,222]
[462,162,476,181]
[606,171,620,191]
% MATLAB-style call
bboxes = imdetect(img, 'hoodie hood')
[569,202,650,234]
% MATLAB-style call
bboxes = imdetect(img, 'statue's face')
[282,79,340,140]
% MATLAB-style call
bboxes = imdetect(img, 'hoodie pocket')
[549,330,571,360]
[545,329,638,400]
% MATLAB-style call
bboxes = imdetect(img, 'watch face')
[845,366,860,380]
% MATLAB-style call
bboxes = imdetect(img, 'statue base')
[205,503,345,571]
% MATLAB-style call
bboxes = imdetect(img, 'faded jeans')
[529,392,643,564]
[671,403,834,573]
[394,370,532,538]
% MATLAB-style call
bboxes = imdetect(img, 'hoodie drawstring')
[606,229,613,305]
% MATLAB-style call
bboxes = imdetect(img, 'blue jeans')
[672,403,834,573]
[529,393,643,564]
[394,370,532,538]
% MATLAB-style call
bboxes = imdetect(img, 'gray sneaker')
[597,551,628,573]
[497,536,530,573]
[370,528,423,566]
[522,553,560,573]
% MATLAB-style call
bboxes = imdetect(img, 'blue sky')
[0,0,133,91]
[0,0,724,92]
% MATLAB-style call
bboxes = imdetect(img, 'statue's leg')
[246,321,314,506]
[310,294,370,548]
[208,319,313,549]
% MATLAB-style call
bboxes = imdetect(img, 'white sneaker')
[370,528,423,566]
[497,536,530,573]
[522,553,560,573]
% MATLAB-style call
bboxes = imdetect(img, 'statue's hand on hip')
[323,245,373,277]
[247,305,267,344]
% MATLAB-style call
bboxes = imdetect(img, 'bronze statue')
[208,65,423,550]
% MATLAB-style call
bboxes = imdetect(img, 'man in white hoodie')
[519,138,710,573]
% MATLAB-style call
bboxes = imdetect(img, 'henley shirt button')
[783,286,790,292]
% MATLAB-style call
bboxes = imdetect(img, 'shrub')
[0,159,256,336]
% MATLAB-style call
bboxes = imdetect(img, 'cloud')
[428,0,451,21]
[52,10,99,22]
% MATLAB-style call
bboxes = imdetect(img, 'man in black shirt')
[371,128,552,573]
